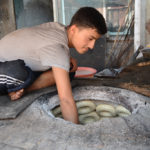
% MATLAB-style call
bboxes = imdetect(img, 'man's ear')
[69,24,78,34]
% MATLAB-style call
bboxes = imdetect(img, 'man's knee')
[0,59,34,94]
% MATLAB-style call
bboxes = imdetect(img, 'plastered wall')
[0,0,16,39]
[0,0,53,39]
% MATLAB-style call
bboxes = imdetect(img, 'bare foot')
[8,89,24,101]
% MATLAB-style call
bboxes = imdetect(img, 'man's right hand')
[52,66,79,124]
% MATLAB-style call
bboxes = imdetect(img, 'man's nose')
[88,40,95,50]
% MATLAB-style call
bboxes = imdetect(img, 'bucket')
[75,67,97,78]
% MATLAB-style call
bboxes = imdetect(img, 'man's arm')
[70,57,78,72]
[52,66,79,124]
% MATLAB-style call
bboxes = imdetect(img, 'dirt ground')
[115,58,150,97]
[75,58,150,98]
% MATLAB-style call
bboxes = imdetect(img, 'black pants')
[0,59,75,94]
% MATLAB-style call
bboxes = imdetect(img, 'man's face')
[69,26,101,54]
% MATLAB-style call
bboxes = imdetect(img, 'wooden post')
[134,0,146,53]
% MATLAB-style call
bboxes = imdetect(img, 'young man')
[0,7,107,124]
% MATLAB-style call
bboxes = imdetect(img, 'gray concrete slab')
[0,143,25,150]
[0,86,57,119]
[0,85,150,150]
[0,81,77,119]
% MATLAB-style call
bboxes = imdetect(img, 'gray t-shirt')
[0,22,70,72]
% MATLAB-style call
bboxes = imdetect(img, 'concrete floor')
[0,85,150,150]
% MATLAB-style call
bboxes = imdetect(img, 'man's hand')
[52,66,79,124]
[70,57,78,72]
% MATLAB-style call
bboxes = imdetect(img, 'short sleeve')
[39,44,70,72]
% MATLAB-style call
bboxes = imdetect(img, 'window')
[14,0,53,29]
[53,0,131,36]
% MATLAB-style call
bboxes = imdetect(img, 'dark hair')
[69,7,107,35]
